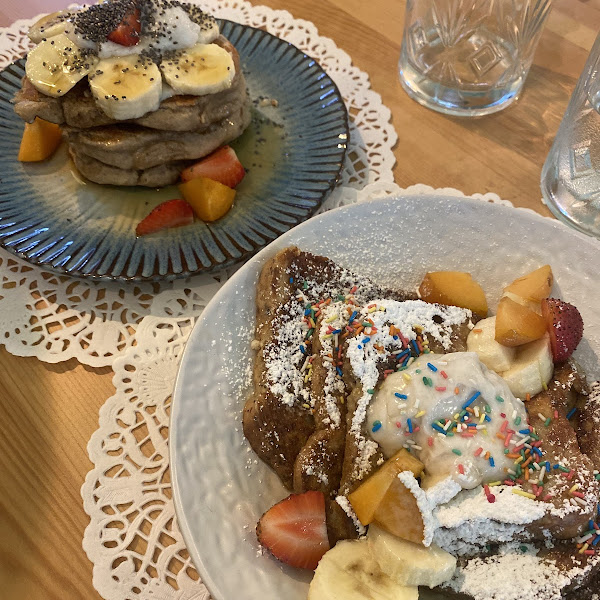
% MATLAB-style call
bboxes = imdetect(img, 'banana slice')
[160,43,235,96]
[467,316,516,373]
[25,33,98,97]
[28,11,70,43]
[500,334,553,400]
[89,55,162,120]
[367,524,457,588]
[308,539,418,600]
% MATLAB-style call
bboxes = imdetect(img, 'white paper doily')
[0,0,397,367]
[82,182,515,600]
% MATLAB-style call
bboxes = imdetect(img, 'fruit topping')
[418,271,488,317]
[135,199,194,236]
[107,5,141,46]
[18,118,62,162]
[178,176,236,222]
[541,298,584,363]
[89,55,162,121]
[25,33,98,98]
[348,449,424,528]
[494,296,546,347]
[256,490,330,570]
[308,537,418,600]
[466,316,516,372]
[367,524,456,588]
[161,43,236,96]
[503,265,553,302]
[370,472,428,544]
[500,334,553,400]
[180,146,246,188]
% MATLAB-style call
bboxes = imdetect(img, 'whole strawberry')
[541,298,584,363]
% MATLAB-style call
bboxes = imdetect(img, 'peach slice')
[504,265,553,302]
[372,475,425,544]
[348,449,424,526]
[495,296,547,347]
[18,118,62,162]
[418,271,488,317]
[178,176,236,222]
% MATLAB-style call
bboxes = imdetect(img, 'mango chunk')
[495,296,547,347]
[418,271,488,316]
[504,265,553,302]
[178,176,236,222]
[372,475,425,544]
[18,118,62,162]
[348,449,424,526]
[502,291,542,315]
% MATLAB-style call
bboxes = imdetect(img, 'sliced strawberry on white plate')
[256,490,330,570]
[180,145,246,188]
[135,199,194,236]
[108,4,141,46]
[541,298,584,362]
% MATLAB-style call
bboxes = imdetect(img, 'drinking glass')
[541,33,600,238]
[398,0,553,117]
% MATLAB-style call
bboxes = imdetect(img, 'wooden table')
[0,1,597,598]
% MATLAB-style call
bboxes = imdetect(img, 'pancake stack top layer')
[13,0,251,186]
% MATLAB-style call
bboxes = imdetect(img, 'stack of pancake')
[13,4,250,187]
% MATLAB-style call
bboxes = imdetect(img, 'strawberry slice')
[108,5,141,46]
[541,298,584,363]
[135,199,194,236]
[256,490,330,570]
[180,146,245,188]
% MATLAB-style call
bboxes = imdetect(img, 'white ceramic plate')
[170,195,600,600]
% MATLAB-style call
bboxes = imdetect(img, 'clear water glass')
[541,33,600,238]
[398,0,553,117]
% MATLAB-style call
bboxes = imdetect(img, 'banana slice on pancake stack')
[160,43,235,96]
[25,32,98,97]
[89,56,162,120]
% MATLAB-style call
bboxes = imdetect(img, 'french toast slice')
[433,362,599,556]
[434,366,600,600]
[524,367,598,540]
[243,247,413,490]
[440,541,600,600]
[577,381,600,470]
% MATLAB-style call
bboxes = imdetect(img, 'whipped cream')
[367,352,529,489]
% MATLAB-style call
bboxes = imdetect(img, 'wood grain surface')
[0,1,598,599]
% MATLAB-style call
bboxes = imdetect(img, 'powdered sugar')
[445,552,571,600]
[424,475,462,507]
[434,485,545,555]
[436,485,547,526]
[347,300,472,440]
[264,301,310,407]
[262,256,390,410]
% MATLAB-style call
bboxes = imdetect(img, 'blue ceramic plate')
[0,20,348,281]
